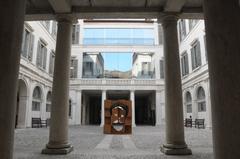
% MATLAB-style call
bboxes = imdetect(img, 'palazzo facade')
[16,19,212,129]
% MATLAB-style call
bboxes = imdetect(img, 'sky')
[102,53,132,72]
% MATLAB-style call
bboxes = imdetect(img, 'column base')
[160,144,192,155]
[42,145,73,155]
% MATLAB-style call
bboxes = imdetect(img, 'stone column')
[154,52,161,79]
[203,1,240,158]
[192,93,198,121]
[75,90,82,125]
[155,90,162,126]
[100,90,106,127]
[159,15,191,155]
[17,96,28,128]
[42,15,74,154]
[78,52,83,78]
[130,90,136,127]
[0,1,26,158]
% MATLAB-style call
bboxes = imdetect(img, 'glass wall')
[83,28,154,45]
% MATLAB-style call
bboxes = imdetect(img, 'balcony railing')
[70,78,163,86]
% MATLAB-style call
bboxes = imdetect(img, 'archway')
[15,79,28,128]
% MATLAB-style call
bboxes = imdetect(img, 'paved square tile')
[13,126,213,159]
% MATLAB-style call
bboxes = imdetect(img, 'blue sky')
[102,53,132,71]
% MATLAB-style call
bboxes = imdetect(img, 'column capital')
[158,14,179,27]
[56,14,78,24]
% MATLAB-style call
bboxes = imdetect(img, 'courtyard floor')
[14,126,213,159]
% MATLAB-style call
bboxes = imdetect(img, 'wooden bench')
[195,119,205,129]
[184,118,192,127]
[32,118,49,128]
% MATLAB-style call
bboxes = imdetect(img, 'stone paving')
[13,126,213,159]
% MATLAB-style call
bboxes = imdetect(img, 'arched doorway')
[15,79,28,128]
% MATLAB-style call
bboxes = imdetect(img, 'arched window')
[185,92,192,113]
[69,99,72,117]
[32,86,41,111]
[46,92,51,112]
[197,87,206,112]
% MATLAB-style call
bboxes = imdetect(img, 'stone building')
[1,1,239,158]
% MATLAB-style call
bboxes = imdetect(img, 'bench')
[32,118,49,128]
[195,119,205,129]
[184,118,192,127]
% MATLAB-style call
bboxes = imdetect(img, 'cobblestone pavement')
[13,126,213,159]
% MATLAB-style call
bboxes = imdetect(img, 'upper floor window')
[36,40,48,70]
[51,21,57,39]
[191,40,202,70]
[69,99,72,117]
[185,92,192,113]
[189,20,199,31]
[141,62,151,76]
[21,28,35,61]
[197,87,206,112]
[32,86,42,111]
[49,51,55,75]
[72,24,80,44]
[181,52,189,76]
[160,59,164,79]
[40,21,50,32]
[46,92,51,112]
[178,19,187,41]
[204,35,208,62]
[83,28,154,45]
[70,57,78,78]
[83,61,93,77]
[158,25,163,45]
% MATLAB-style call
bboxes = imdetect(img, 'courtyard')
[14,126,213,159]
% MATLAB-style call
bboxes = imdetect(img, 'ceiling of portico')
[25,0,203,20]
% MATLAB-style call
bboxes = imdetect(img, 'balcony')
[70,78,164,91]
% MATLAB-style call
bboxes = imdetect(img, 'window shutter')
[76,25,80,44]
[181,57,184,76]
[43,47,47,70]
[196,41,202,66]
[28,33,34,61]
[73,59,78,78]
[36,41,41,67]
[21,29,26,56]
[185,54,189,74]
[160,60,164,79]
[191,48,196,70]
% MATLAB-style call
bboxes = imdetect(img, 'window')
[181,52,189,76]
[141,62,151,76]
[185,92,192,113]
[160,59,164,79]
[204,35,208,62]
[46,92,51,112]
[40,21,50,32]
[32,86,41,111]
[83,61,93,77]
[178,20,187,41]
[21,28,34,61]
[189,20,199,31]
[83,28,154,45]
[36,40,48,70]
[197,87,206,112]
[69,99,72,117]
[191,40,202,70]
[51,21,57,39]
[49,51,55,75]
[72,24,80,44]
[158,25,163,45]
[70,57,78,78]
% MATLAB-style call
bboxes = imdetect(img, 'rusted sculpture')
[104,100,132,134]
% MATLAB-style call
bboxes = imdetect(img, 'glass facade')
[83,28,154,45]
